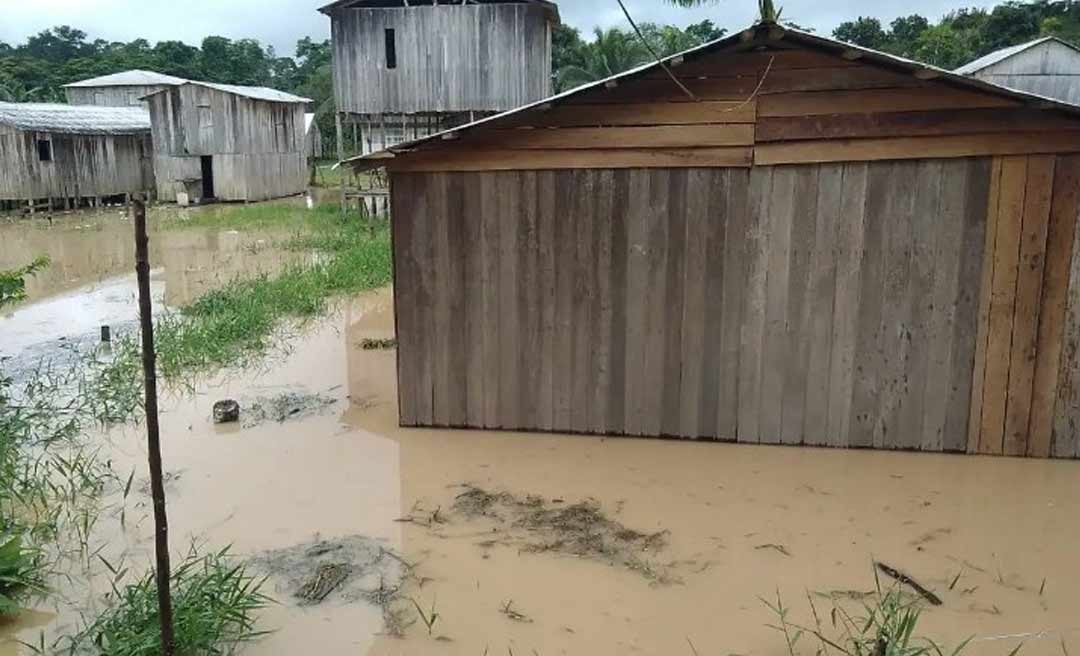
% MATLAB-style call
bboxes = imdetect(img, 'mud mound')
[240,389,337,427]
[449,485,675,584]
[252,534,413,633]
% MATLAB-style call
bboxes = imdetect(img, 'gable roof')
[343,21,1080,170]
[317,0,559,21]
[955,36,1080,75]
[142,81,311,104]
[64,70,188,88]
[0,102,151,135]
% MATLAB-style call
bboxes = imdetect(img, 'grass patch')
[70,547,270,656]
[104,203,392,396]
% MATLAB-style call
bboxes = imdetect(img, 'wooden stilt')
[335,112,346,217]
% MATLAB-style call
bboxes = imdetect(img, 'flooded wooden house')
[346,22,1080,459]
[64,70,187,108]
[957,37,1080,105]
[143,81,312,203]
[0,102,153,212]
[319,0,557,156]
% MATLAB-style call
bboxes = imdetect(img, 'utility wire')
[615,0,699,101]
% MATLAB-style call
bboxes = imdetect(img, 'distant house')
[143,81,311,203]
[956,37,1080,105]
[64,70,188,108]
[305,113,324,159]
[347,21,1080,460]
[319,0,557,155]
[0,102,153,212]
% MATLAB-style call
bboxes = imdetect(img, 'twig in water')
[686,636,700,655]
[874,562,942,606]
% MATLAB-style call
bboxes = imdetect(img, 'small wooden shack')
[144,81,311,203]
[347,22,1080,459]
[305,113,324,159]
[0,102,153,211]
[64,70,187,108]
[320,0,557,155]
[957,37,1080,105]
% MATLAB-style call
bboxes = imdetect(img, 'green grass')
[71,547,270,656]
[105,202,392,389]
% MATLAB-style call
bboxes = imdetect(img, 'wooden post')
[335,112,346,217]
[132,195,176,656]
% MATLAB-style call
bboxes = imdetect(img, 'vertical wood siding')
[66,85,173,108]
[147,85,307,202]
[330,4,552,115]
[392,161,991,449]
[0,127,153,200]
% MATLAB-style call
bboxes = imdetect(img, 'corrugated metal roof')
[343,22,1080,170]
[0,102,151,135]
[142,81,311,104]
[64,69,188,88]
[953,37,1076,75]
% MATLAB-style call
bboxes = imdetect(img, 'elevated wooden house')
[64,70,187,108]
[144,81,311,203]
[957,37,1080,105]
[347,22,1080,459]
[0,102,153,211]
[319,0,557,156]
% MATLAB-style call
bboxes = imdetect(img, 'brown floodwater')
[2,210,1080,656]
[0,205,315,359]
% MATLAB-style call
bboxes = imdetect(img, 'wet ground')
[3,207,1080,655]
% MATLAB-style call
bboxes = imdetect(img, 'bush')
[0,533,46,616]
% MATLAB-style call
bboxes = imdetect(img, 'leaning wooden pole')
[132,194,176,656]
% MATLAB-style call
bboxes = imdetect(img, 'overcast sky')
[0,0,1002,57]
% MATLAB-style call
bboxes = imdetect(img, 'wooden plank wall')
[0,129,153,201]
[392,160,992,449]
[66,85,174,108]
[967,154,1080,457]
[388,47,1080,174]
[330,4,552,115]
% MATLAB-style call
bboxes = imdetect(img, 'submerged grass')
[104,202,391,392]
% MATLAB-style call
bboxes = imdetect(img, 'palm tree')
[555,27,652,91]
[664,0,781,24]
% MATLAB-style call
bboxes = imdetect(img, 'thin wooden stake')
[133,194,176,656]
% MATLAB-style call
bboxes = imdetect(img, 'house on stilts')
[0,102,154,213]
[345,21,1080,460]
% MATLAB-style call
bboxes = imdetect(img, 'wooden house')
[305,113,325,159]
[319,0,557,156]
[957,37,1080,105]
[345,22,1080,459]
[143,81,311,203]
[0,102,153,212]
[64,70,187,108]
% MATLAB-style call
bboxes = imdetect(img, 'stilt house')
[0,102,154,212]
[64,70,188,108]
[143,81,311,203]
[346,22,1080,459]
[319,0,557,156]
[957,37,1080,105]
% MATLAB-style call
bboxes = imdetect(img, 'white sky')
[0,0,1003,57]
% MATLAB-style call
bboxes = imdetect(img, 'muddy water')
[0,207,315,362]
[3,284,1078,655]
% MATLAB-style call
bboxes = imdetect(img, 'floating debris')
[213,399,240,424]
[360,337,397,350]
[296,563,351,604]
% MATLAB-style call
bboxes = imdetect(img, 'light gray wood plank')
[679,169,712,438]
[553,171,577,431]
[760,166,796,445]
[390,173,418,426]
[535,170,557,431]
[781,165,819,445]
[479,171,502,428]
[623,169,651,436]
[517,172,541,430]
[642,169,672,437]
[662,170,689,437]
[738,167,773,444]
[804,163,843,446]
[718,169,749,440]
[607,170,631,434]
[570,170,596,433]
[462,172,487,427]
[591,169,616,434]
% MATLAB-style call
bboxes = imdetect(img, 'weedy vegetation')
[762,569,998,656]
[67,547,271,656]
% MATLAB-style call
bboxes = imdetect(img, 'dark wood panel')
[756,109,1080,142]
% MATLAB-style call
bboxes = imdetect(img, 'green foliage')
[0,256,49,309]
[552,20,726,92]
[71,547,270,656]
[0,533,46,616]
[834,1,1080,69]
[763,584,976,656]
